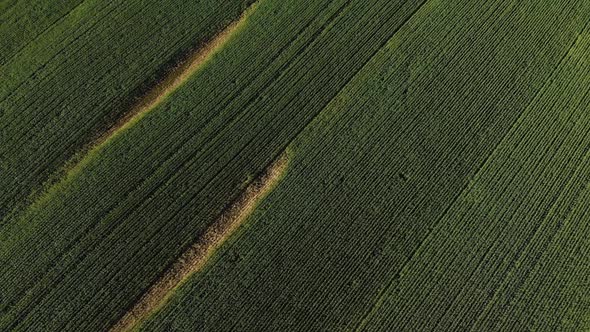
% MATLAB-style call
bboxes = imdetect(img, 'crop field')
[1,0,590,331]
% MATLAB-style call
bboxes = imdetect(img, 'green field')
[2,0,590,331]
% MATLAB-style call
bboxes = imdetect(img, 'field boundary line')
[108,153,289,332]
[90,2,258,155]
[0,1,259,227]
[2,0,325,319]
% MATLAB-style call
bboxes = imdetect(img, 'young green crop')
[0,0,84,65]
[0,0,254,222]
[3,0,590,331]
[138,0,590,331]
[0,0,427,330]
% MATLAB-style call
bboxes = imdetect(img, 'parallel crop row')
[365,23,590,331]
[0,0,427,330]
[138,0,590,331]
[0,0,254,221]
[3,0,590,330]
[0,0,84,65]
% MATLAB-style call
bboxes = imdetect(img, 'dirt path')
[50,2,259,185]
[96,3,258,150]
[109,153,288,332]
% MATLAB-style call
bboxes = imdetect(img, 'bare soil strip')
[110,154,289,332]
[0,3,259,227]
[52,3,258,183]
[97,3,258,149]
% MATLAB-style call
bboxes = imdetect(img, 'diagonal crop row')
[0,0,429,330]
[0,0,85,66]
[0,0,255,222]
[138,0,590,331]
[364,17,590,331]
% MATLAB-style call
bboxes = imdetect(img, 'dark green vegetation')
[0,0,84,65]
[2,0,590,331]
[0,0,254,221]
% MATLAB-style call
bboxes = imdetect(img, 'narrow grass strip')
[62,2,259,180]
[1,1,260,224]
[110,153,289,332]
